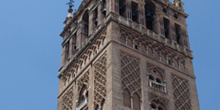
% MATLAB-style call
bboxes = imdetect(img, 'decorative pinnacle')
[66,0,74,13]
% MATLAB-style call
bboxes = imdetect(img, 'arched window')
[145,1,155,31]
[82,10,89,36]
[123,89,131,108]
[133,93,141,110]
[65,41,69,62]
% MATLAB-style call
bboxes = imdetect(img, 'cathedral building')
[57,0,200,110]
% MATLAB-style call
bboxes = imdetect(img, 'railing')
[149,80,167,93]
[76,97,88,110]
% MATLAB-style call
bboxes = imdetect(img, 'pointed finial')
[66,0,74,8]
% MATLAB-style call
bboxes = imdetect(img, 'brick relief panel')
[121,51,141,109]
[121,51,141,96]
[94,53,107,109]
[172,75,191,110]
[62,86,74,110]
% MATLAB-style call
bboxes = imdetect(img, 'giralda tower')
[57,0,200,110]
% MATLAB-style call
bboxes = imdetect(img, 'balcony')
[149,80,167,93]
[76,97,88,110]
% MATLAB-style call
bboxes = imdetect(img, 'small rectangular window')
[163,18,170,38]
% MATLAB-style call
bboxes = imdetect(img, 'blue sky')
[0,0,219,110]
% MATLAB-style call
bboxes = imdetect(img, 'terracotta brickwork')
[172,75,191,110]
[62,86,74,110]
[121,51,141,110]
[57,0,200,110]
[94,53,107,109]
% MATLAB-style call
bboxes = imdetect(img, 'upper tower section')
[59,0,192,72]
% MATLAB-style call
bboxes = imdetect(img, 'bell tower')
[57,0,200,110]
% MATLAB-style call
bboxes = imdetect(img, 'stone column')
[153,12,161,34]
[159,17,164,36]
[61,46,66,67]
[98,1,105,25]
[72,83,77,110]
[166,70,175,110]
[106,0,110,15]
[88,65,94,110]
[113,0,119,14]
[89,10,96,35]
[111,43,123,110]
[168,20,174,40]
[61,43,69,66]
[140,58,148,110]
[138,3,145,25]
[76,24,82,49]
[179,26,188,47]
[81,21,88,46]
[127,0,132,20]
[64,43,69,62]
